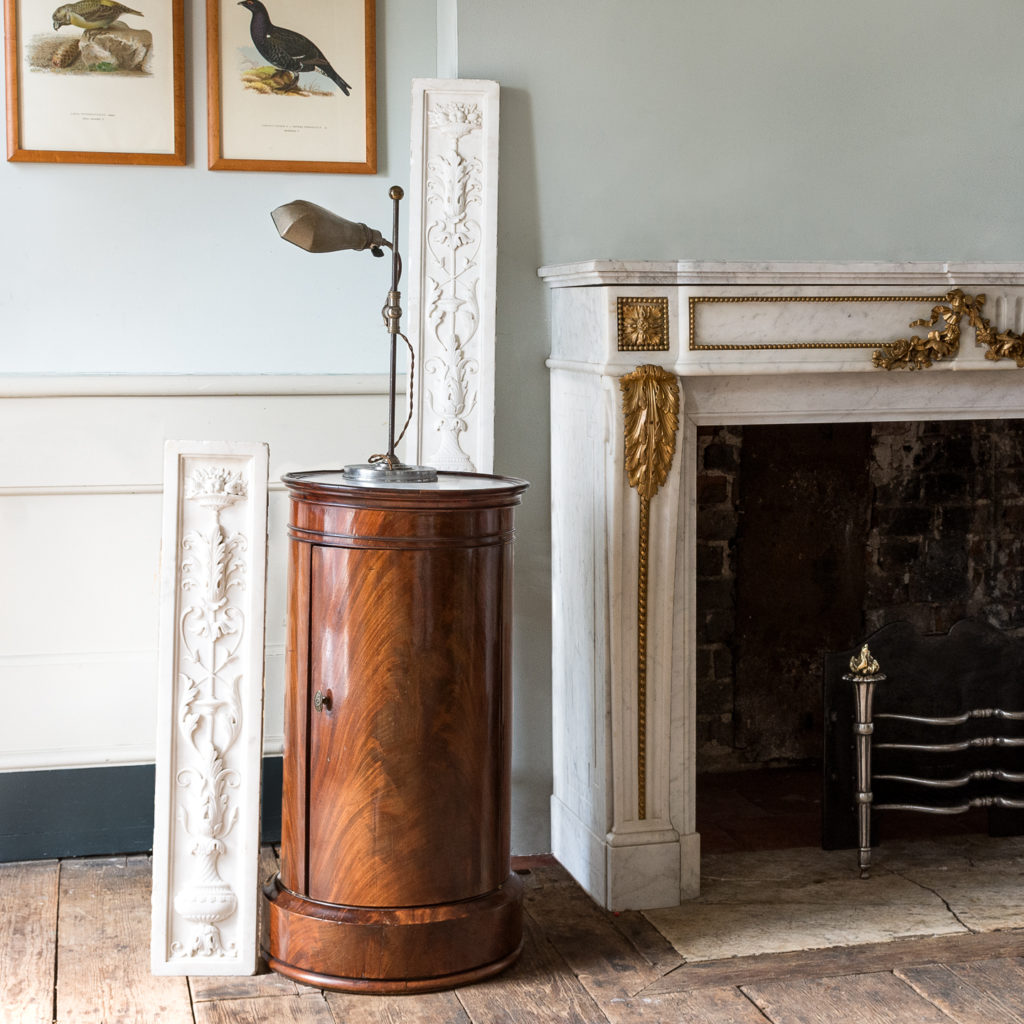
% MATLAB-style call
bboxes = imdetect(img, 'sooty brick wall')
[696,419,1024,774]
[866,420,1024,638]
[695,426,743,771]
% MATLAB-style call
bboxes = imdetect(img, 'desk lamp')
[270,186,437,484]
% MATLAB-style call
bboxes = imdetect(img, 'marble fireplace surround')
[541,260,1024,912]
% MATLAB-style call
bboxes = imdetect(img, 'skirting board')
[0,758,282,862]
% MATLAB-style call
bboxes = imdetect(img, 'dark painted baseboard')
[0,756,283,862]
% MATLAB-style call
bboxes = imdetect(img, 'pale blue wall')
[0,0,438,374]
[459,0,1024,265]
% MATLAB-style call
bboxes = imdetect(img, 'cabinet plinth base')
[263,873,524,994]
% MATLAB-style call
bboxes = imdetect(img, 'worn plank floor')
[5,851,1024,1023]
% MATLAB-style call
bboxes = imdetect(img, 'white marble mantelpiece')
[542,260,1024,912]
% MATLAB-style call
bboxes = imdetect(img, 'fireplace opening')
[695,418,1024,855]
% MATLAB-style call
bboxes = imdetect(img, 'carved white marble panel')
[406,79,499,473]
[151,441,269,975]
[544,260,1024,912]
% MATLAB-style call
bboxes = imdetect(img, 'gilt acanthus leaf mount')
[619,364,680,821]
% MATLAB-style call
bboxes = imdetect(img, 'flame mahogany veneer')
[264,471,528,993]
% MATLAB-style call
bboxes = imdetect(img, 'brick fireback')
[695,419,1024,774]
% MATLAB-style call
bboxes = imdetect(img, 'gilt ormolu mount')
[619,364,680,820]
[873,289,1024,370]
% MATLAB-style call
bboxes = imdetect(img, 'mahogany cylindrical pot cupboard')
[263,470,529,993]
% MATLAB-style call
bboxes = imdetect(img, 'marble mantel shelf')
[539,259,1024,287]
[543,260,1024,913]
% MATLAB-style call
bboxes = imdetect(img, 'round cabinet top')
[282,469,529,507]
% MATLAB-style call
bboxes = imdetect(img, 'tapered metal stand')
[846,645,884,879]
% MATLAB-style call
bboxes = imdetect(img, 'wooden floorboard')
[644,927,1024,995]
[602,986,772,1024]
[10,851,1024,1022]
[0,858,59,1024]
[193,992,335,1024]
[896,957,1024,1024]
[522,866,664,1002]
[742,972,956,1024]
[56,855,193,1024]
[454,906,607,1023]
[190,972,299,1004]
[520,872,767,1023]
[610,909,687,978]
[325,988,471,1023]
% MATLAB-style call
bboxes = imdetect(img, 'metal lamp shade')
[270,200,385,254]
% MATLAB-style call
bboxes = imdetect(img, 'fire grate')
[822,620,1024,870]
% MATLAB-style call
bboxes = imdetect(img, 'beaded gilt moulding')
[685,290,1024,370]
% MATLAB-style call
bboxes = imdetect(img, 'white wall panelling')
[151,441,269,974]
[544,261,1024,911]
[0,376,397,774]
[406,78,499,473]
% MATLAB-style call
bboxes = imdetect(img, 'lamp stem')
[390,187,401,294]
[385,186,403,466]
[388,332,398,464]
[341,184,435,484]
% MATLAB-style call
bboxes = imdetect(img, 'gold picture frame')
[207,0,376,174]
[5,0,185,165]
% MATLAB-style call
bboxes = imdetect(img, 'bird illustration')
[237,0,351,96]
[52,0,142,31]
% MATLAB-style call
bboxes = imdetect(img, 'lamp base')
[342,462,438,484]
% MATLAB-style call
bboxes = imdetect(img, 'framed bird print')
[207,0,376,173]
[4,0,185,163]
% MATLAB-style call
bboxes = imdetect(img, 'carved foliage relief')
[153,443,267,975]
[170,466,248,959]
[422,100,485,472]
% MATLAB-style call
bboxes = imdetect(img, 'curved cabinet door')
[304,537,512,908]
